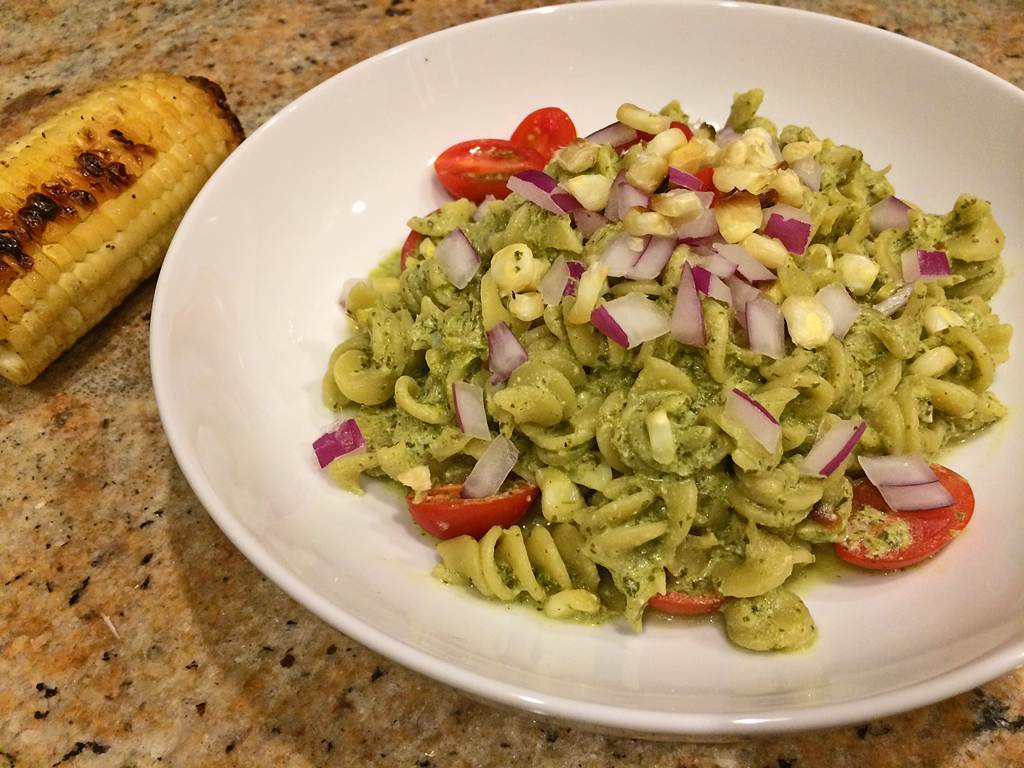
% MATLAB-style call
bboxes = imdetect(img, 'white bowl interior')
[151,0,1024,736]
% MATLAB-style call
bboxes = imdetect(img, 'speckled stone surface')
[2,1,1023,765]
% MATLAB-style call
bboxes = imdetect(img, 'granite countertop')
[2,0,1023,765]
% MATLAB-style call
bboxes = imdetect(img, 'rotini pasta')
[318,91,1011,652]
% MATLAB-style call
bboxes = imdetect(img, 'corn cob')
[0,73,244,385]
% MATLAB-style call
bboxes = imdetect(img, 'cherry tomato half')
[399,228,421,271]
[406,479,539,540]
[434,139,545,203]
[647,589,724,616]
[836,464,975,570]
[510,107,577,164]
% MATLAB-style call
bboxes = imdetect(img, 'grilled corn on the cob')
[0,73,244,385]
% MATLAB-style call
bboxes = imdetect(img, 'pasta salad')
[314,91,1010,652]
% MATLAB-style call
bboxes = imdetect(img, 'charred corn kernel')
[714,192,762,243]
[616,103,670,135]
[625,151,669,193]
[667,139,709,174]
[0,73,243,385]
[909,345,958,378]
[923,305,966,334]
[713,164,773,195]
[560,174,613,212]
[623,207,673,237]
[555,138,600,173]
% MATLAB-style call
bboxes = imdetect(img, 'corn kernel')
[645,127,689,157]
[923,305,967,334]
[625,151,669,193]
[740,232,789,269]
[616,103,670,134]
[835,253,880,295]
[508,292,546,322]
[623,207,674,237]
[714,192,762,243]
[782,295,834,348]
[561,173,613,212]
[909,345,958,378]
[555,138,601,173]
[489,243,541,293]
[645,409,676,465]
[651,189,703,221]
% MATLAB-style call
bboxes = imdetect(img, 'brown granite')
[2,0,1024,765]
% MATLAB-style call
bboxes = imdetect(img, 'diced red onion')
[591,292,671,349]
[627,235,676,280]
[486,321,529,384]
[538,256,571,306]
[313,418,366,469]
[874,283,914,317]
[598,232,647,277]
[816,282,860,338]
[461,435,519,499]
[789,156,822,192]
[726,275,762,324]
[667,166,704,191]
[585,121,638,149]
[858,454,955,511]
[473,195,497,221]
[762,203,813,255]
[433,228,480,289]
[901,249,951,284]
[714,243,776,285]
[724,388,781,452]
[507,169,581,215]
[339,278,367,311]
[604,171,650,222]
[716,124,741,147]
[799,419,866,477]
[859,454,942,487]
[872,481,957,512]
[745,295,786,359]
[691,250,738,279]
[869,196,911,237]
[572,209,609,238]
[564,260,584,296]
[691,265,732,305]
[670,264,706,346]
[452,381,491,440]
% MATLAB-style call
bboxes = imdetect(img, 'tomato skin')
[406,479,539,540]
[434,139,545,203]
[399,228,421,271]
[510,107,577,163]
[836,464,975,570]
[647,589,724,616]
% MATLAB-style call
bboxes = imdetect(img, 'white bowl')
[151,0,1024,737]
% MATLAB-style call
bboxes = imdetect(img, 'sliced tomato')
[434,139,545,203]
[399,228,421,271]
[407,479,539,540]
[510,107,577,163]
[836,464,975,570]
[647,589,724,616]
